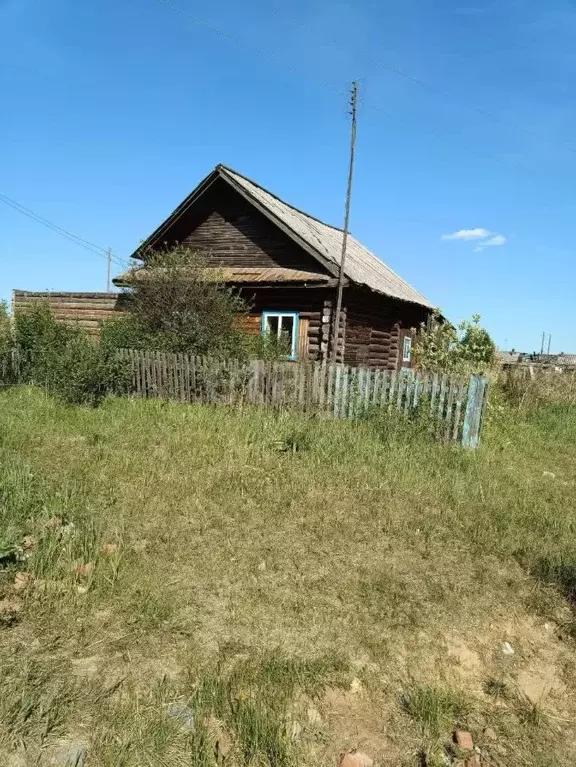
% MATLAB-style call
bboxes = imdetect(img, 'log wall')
[12,291,128,337]
[156,179,329,274]
[343,288,430,370]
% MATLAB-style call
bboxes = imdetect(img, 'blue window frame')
[261,311,300,360]
[402,335,412,364]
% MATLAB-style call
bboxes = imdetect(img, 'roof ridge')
[216,164,345,234]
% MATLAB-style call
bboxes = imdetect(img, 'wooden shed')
[117,165,435,369]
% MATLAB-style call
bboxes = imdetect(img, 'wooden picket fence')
[117,350,488,447]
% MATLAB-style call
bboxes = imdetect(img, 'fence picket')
[444,381,457,442]
[452,381,465,442]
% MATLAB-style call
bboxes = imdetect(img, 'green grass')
[0,387,575,765]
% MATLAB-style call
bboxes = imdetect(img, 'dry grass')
[0,387,575,765]
[501,367,576,409]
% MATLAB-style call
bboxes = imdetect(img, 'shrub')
[414,312,495,374]
[0,301,11,353]
[13,303,128,406]
[100,314,157,352]
[115,246,249,356]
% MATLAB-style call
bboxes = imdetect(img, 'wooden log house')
[116,165,436,369]
[14,165,436,368]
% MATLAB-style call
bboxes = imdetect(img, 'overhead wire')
[254,0,576,158]
[157,0,576,174]
[0,192,128,270]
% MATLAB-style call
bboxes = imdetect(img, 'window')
[402,335,412,364]
[262,312,299,360]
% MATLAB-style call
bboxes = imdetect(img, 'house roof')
[114,266,335,287]
[129,164,435,309]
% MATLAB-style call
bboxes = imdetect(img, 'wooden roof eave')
[229,278,344,289]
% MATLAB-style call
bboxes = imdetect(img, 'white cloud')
[485,234,507,246]
[474,234,508,252]
[441,228,492,241]
[442,228,509,252]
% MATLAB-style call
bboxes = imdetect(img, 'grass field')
[0,387,575,766]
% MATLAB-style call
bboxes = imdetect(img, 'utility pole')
[540,331,545,355]
[106,247,112,292]
[547,334,552,355]
[331,80,358,364]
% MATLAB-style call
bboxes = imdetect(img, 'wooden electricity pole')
[330,80,358,363]
[106,247,112,292]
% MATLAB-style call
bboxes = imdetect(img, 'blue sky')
[1,0,575,352]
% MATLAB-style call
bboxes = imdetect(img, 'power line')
[158,0,576,168]
[156,0,348,99]
[0,192,127,270]
[247,0,576,158]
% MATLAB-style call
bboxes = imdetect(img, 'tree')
[414,311,495,374]
[459,314,495,368]
[102,246,248,356]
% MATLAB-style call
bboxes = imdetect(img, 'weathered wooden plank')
[388,371,397,410]
[444,380,457,442]
[436,374,448,423]
[452,381,465,442]
[396,370,406,411]
[340,366,350,419]
[462,376,488,448]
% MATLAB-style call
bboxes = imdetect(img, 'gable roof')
[130,164,435,309]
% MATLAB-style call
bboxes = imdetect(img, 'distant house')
[115,164,436,369]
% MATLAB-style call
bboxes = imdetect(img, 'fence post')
[461,375,488,448]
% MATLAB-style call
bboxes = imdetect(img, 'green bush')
[0,301,11,353]
[100,313,157,352]
[414,312,495,374]
[13,303,128,406]
[116,246,249,356]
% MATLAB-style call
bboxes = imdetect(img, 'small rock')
[502,641,515,656]
[257,561,266,572]
[51,743,86,766]
[76,586,89,595]
[100,542,119,555]
[307,706,322,726]
[12,571,34,592]
[75,562,94,579]
[350,677,363,693]
[339,749,374,767]
[167,701,195,732]
[454,731,474,750]
[483,727,497,740]
[542,471,556,479]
